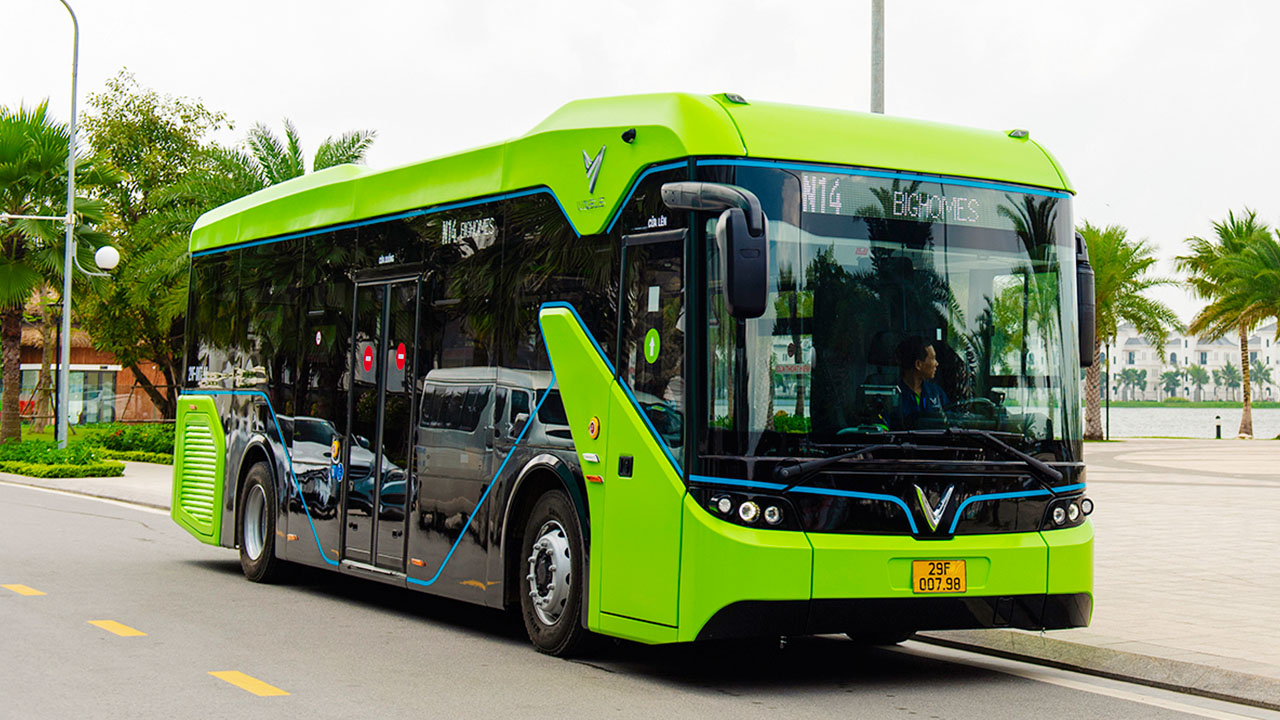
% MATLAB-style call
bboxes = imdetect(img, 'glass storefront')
[18,369,117,424]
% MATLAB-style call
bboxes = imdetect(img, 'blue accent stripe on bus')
[191,187,577,258]
[946,489,1051,534]
[407,374,559,587]
[688,474,920,534]
[181,389,340,567]
[538,301,684,477]
[694,158,1072,199]
[184,376,559,583]
[688,475,787,491]
[604,161,689,234]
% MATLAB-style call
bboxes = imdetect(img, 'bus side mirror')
[660,181,769,319]
[716,207,768,319]
[1076,231,1095,368]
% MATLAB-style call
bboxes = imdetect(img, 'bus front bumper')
[678,495,1093,641]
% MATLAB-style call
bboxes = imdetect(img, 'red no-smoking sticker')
[363,345,374,372]
[396,343,406,370]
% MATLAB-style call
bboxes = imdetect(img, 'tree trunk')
[1,307,23,442]
[30,290,56,433]
[128,362,174,420]
[1239,322,1253,438]
[1084,337,1103,440]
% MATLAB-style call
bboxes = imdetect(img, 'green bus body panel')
[189,93,1071,253]
[1043,521,1094,601]
[171,395,226,545]
[538,306,683,633]
[809,531,1049,599]
[721,98,1073,192]
[677,494,813,642]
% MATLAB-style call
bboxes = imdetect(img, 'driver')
[894,335,948,427]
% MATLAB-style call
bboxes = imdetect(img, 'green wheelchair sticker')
[644,328,661,364]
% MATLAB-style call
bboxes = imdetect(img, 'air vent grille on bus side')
[172,396,226,545]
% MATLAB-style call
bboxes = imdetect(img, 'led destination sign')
[800,172,1019,231]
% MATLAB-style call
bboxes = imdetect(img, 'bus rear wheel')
[238,461,286,583]
[518,489,589,656]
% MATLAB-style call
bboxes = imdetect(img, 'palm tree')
[1080,221,1181,439]
[1186,364,1210,401]
[1160,368,1183,398]
[127,121,377,376]
[1178,209,1275,437]
[1221,361,1242,401]
[1212,368,1224,400]
[1252,361,1274,399]
[0,102,117,441]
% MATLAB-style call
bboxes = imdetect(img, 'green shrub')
[88,423,175,455]
[0,440,104,465]
[95,448,173,465]
[0,460,124,478]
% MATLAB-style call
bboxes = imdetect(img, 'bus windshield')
[701,164,1080,459]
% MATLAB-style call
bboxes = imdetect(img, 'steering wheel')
[946,397,1000,419]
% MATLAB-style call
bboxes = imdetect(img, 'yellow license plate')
[912,559,966,594]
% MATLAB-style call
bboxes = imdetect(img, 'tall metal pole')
[871,0,884,113]
[57,0,79,449]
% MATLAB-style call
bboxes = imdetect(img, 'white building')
[1104,322,1279,401]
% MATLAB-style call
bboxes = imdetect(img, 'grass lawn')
[17,423,116,445]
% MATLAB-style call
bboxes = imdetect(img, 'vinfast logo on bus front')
[915,484,955,532]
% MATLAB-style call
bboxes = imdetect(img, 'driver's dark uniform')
[894,380,948,427]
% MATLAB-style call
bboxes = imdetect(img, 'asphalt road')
[3,482,1276,720]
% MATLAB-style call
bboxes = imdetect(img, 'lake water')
[1099,407,1280,438]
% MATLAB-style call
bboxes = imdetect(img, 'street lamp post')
[56,0,79,449]
[870,0,884,113]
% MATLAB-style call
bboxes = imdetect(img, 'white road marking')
[0,480,169,515]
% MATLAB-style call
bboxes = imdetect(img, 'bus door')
[344,276,419,570]
[602,229,686,626]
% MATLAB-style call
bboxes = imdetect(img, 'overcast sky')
[6,0,1278,323]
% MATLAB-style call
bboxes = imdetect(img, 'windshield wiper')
[941,427,1063,486]
[773,442,922,489]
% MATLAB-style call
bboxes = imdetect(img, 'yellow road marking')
[2,584,45,596]
[87,620,146,637]
[209,671,290,697]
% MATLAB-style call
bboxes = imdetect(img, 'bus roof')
[190,92,1072,253]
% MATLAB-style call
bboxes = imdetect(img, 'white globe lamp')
[94,245,120,271]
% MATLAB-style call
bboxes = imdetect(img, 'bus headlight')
[764,505,783,525]
[738,501,761,524]
[1067,502,1080,522]
[1052,506,1067,525]
[714,496,733,514]
[1080,497,1094,515]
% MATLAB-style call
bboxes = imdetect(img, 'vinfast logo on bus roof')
[582,145,605,194]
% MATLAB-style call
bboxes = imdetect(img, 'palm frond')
[314,129,376,171]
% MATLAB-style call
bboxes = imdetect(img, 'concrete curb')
[0,468,171,512]
[915,630,1280,712]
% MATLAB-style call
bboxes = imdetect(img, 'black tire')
[846,629,915,646]
[238,461,286,583]
[518,489,590,656]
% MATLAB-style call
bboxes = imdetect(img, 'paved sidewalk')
[4,441,1279,707]
[924,438,1280,709]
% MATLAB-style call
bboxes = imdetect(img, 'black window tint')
[510,389,530,421]
[536,391,569,426]
[186,252,239,389]
[501,193,617,371]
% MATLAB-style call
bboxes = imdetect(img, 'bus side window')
[509,389,531,437]
[493,387,508,437]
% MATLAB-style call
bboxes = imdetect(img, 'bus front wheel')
[519,489,589,656]
[238,461,286,583]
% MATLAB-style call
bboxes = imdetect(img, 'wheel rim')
[526,519,572,627]
[243,484,267,561]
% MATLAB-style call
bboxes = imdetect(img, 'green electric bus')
[173,92,1095,655]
